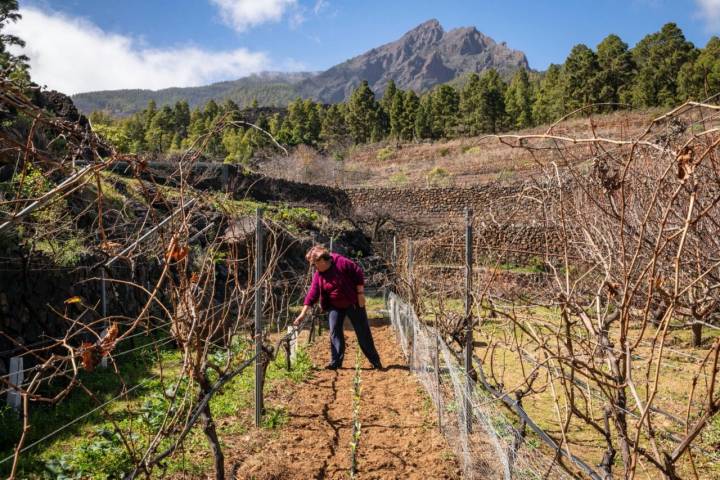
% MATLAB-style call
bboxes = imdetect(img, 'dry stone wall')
[346,183,541,220]
[346,182,561,264]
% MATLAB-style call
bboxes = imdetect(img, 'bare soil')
[231,316,462,480]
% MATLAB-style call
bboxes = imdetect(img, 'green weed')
[388,172,408,186]
[426,166,452,187]
[43,427,134,479]
[376,146,395,161]
[262,407,289,429]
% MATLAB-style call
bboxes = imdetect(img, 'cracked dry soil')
[232,315,461,480]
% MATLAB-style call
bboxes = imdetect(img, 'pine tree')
[221,99,240,121]
[533,64,565,124]
[678,36,720,101]
[505,68,534,129]
[173,101,191,141]
[631,23,696,107]
[381,80,398,114]
[122,114,147,152]
[596,34,635,108]
[320,103,349,150]
[143,100,157,132]
[431,84,460,138]
[562,44,600,112]
[93,123,132,153]
[477,69,507,133]
[415,94,434,140]
[346,81,381,144]
[389,91,406,140]
[200,100,222,156]
[286,98,308,146]
[184,108,206,148]
[171,132,182,150]
[304,99,321,145]
[145,105,175,152]
[204,99,220,119]
[401,90,420,141]
[0,1,30,83]
[222,128,253,164]
[460,73,482,135]
[269,113,282,137]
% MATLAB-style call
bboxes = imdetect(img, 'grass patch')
[466,301,718,478]
[364,295,386,316]
[209,194,322,232]
[34,237,88,267]
[262,407,289,430]
[388,172,408,186]
[376,146,395,161]
[1,331,314,479]
[463,146,482,155]
[426,167,452,187]
[0,333,178,478]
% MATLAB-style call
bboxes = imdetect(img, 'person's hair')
[305,245,331,263]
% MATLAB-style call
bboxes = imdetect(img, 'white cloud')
[313,0,329,15]
[696,0,720,31]
[289,10,306,29]
[210,0,297,32]
[6,7,271,94]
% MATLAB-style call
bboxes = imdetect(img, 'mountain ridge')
[297,19,528,102]
[72,19,529,115]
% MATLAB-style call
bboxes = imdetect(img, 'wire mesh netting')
[387,292,575,480]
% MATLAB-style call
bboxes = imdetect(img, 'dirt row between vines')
[230,316,462,479]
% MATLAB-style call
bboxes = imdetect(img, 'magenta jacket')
[303,253,365,310]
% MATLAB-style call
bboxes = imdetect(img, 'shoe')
[371,361,384,371]
[324,362,340,370]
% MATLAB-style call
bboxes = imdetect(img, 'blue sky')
[9,0,720,94]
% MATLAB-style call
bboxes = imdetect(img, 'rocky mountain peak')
[298,19,529,102]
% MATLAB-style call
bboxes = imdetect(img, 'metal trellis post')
[435,333,442,432]
[254,208,264,427]
[392,235,397,267]
[407,239,414,369]
[100,268,108,368]
[464,208,474,434]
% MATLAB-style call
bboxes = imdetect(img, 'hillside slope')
[72,71,315,116]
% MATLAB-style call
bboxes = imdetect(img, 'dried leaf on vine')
[604,281,620,298]
[99,240,122,253]
[100,323,119,355]
[677,146,696,181]
[64,296,82,304]
[167,245,189,262]
[80,342,100,371]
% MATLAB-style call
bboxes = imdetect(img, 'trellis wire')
[388,291,578,480]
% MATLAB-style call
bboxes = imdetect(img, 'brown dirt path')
[232,315,461,480]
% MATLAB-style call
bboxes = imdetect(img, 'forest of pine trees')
[89,23,720,164]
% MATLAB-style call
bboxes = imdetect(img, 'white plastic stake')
[287,326,298,361]
[7,356,24,412]
[100,328,108,368]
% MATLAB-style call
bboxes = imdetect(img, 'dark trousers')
[328,305,381,367]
